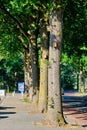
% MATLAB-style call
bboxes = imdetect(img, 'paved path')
[63,92,87,128]
[0,93,86,130]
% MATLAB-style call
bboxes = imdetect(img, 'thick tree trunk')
[46,2,65,125]
[29,31,39,106]
[38,56,48,113]
[38,22,48,113]
[24,51,33,99]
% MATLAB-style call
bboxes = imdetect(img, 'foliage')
[61,0,87,90]
[61,54,77,90]
[0,0,87,92]
[63,0,87,56]
[0,55,24,92]
[0,10,25,58]
[80,54,87,75]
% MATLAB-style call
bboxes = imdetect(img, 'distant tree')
[0,56,24,92]
[63,0,87,93]
[0,0,39,99]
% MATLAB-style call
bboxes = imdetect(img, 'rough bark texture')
[38,13,49,113]
[24,51,33,99]
[38,41,48,112]
[30,30,39,105]
[79,67,85,93]
[46,1,65,125]
[38,58,48,112]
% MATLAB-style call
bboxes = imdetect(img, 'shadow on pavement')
[0,106,16,119]
[63,94,87,127]
[0,106,16,110]
[0,112,16,114]
[82,125,87,127]
[0,116,9,119]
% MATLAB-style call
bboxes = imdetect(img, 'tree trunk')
[29,30,39,106]
[79,66,85,93]
[24,51,33,99]
[38,17,49,113]
[38,58,48,113]
[46,1,65,125]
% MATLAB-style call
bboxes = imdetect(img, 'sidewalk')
[63,92,87,128]
[0,93,86,130]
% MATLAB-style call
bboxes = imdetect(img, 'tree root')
[33,119,81,128]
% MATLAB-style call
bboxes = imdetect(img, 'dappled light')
[63,92,87,127]
[0,0,87,129]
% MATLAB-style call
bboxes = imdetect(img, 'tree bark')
[38,12,49,113]
[24,51,33,99]
[29,30,39,105]
[79,66,85,93]
[46,1,65,125]
[38,32,48,113]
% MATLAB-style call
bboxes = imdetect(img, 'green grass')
[22,97,31,103]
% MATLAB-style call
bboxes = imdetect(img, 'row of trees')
[63,0,87,93]
[0,0,87,126]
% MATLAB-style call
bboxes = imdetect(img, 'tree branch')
[0,2,29,43]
